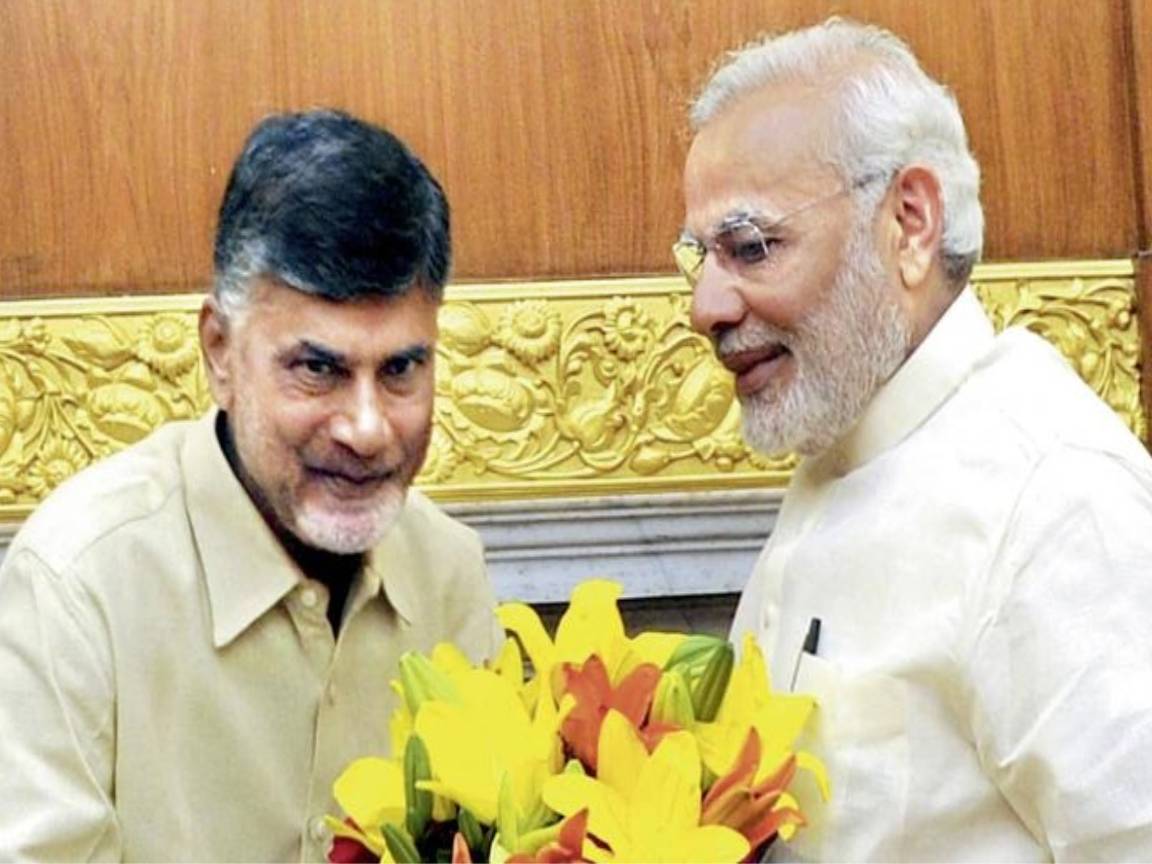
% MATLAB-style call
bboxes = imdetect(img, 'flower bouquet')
[327,580,827,863]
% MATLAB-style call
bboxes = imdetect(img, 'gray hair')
[691,18,983,286]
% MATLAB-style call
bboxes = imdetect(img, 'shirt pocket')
[780,652,911,861]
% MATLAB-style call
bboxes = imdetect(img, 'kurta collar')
[181,411,302,648]
[815,288,995,477]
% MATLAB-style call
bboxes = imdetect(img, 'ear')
[888,164,944,292]
[199,297,236,411]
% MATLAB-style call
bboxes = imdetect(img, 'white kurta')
[733,289,1152,861]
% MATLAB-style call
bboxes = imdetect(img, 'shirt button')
[762,603,778,633]
[308,815,330,844]
[300,588,319,609]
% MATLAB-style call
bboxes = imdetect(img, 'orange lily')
[543,710,750,862]
[701,727,806,851]
[507,810,592,863]
[559,655,663,771]
[695,634,828,804]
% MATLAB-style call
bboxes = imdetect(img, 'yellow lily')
[542,710,749,863]
[414,661,563,843]
[694,635,829,814]
[325,756,404,859]
[498,580,686,687]
[390,642,475,758]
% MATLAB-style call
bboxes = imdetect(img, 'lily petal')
[542,772,628,854]
[333,757,406,833]
[597,710,651,802]
[554,580,627,673]
[498,603,557,677]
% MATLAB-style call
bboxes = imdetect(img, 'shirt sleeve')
[967,448,1152,860]
[0,546,122,861]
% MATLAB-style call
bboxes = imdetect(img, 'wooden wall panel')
[1126,0,1152,429]
[0,0,1142,298]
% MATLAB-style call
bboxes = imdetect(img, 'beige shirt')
[735,290,1152,861]
[0,411,501,862]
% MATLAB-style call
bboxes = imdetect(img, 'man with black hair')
[0,110,501,861]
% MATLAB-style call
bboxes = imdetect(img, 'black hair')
[213,109,450,306]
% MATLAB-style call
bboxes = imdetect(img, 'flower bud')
[382,824,421,864]
[690,641,734,722]
[403,734,433,840]
[664,635,734,722]
[398,652,459,713]
[458,807,486,852]
[651,669,696,728]
[664,634,728,674]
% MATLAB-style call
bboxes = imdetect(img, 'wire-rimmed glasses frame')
[672,172,889,289]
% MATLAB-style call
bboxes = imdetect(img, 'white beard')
[290,484,407,554]
[725,216,912,457]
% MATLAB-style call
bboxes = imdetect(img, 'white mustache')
[717,318,795,358]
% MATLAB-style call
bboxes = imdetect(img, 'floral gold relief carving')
[972,272,1144,441]
[427,292,788,502]
[0,308,212,519]
[0,262,1144,520]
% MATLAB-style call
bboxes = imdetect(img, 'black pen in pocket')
[789,617,822,691]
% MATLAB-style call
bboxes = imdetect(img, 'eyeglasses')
[672,173,888,288]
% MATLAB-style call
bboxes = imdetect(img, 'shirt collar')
[361,495,427,626]
[181,411,301,648]
[815,287,995,477]
[181,411,420,643]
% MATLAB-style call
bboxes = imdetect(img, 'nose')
[329,378,394,459]
[689,261,748,339]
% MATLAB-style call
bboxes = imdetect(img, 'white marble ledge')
[445,489,783,604]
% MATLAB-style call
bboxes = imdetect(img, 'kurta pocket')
[778,653,911,861]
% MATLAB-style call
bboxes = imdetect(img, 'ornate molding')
[970,262,1144,441]
[0,261,1143,522]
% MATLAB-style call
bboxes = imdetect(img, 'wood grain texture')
[0,0,1142,297]
[1126,0,1152,435]
[1128,0,1152,244]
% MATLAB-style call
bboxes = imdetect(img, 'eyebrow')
[385,345,431,369]
[715,210,767,234]
[289,340,346,366]
[683,207,769,243]
[286,339,432,369]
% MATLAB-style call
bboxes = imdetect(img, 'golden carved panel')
[970,263,1144,441]
[0,261,1143,522]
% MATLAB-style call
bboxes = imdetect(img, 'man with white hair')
[678,18,1152,860]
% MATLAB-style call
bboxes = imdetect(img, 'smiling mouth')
[720,344,793,396]
[307,467,396,498]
